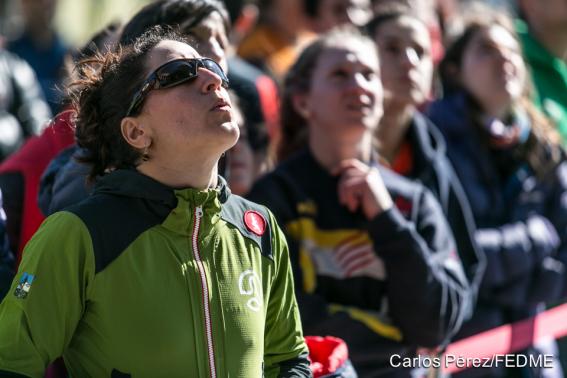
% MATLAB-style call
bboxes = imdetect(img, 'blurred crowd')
[0,0,567,377]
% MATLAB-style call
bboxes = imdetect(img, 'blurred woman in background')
[366,7,484,306]
[249,28,470,376]
[225,93,267,196]
[427,4,567,376]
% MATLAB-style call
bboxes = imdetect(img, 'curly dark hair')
[70,26,189,181]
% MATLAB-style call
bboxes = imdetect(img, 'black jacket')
[403,112,485,307]
[248,149,471,377]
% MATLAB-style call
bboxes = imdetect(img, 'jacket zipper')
[192,205,217,378]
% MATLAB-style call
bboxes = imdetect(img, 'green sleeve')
[0,212,95,378]
[263,211,312,378]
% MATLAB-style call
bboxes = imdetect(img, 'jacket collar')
[408,111,447,164]
[94,169,231,209]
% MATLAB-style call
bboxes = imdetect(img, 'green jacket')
[516,19,567,144]
[0,170,310,378]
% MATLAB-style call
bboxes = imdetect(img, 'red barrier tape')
[442,303,567,373]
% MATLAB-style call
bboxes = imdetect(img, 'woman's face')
[298,39,383,137]
[459,25,526,116]
[373,15,433,108]
[182,11,229,72]
[136,40,238,165]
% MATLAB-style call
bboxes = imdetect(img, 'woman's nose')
[347,73,376,98]
[199,67,223,93]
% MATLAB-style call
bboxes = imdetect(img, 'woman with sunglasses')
[40,0,275,215]
[0,28,310,377]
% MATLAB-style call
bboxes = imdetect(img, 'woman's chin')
[218,122,240,142]
[225,120,240,133]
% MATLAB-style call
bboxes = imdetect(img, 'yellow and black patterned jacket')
[248,149,472,377]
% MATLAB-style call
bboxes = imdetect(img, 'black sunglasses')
[125,58,229,117]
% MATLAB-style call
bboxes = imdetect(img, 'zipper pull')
[196,206,203,219]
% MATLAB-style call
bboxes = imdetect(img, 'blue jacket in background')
[8,33,68,114]
[38,145,92,216]
[428,93,567,338]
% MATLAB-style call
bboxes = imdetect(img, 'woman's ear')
[292,93,311,119]
[120,117,150,149]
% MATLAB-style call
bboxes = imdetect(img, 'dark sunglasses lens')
[157,60,197,88]
[203,59,229,85]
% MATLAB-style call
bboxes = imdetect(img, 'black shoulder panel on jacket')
[221,194,273,260]
[67,194,174,274]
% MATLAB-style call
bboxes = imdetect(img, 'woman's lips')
[211,98,231,111]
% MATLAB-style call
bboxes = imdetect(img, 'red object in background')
[443,302,567,373]
[390,141,414,176]
[256,74,280,142]
[305,336,349,377]
[0,109,75,262]
[428,22,445,65]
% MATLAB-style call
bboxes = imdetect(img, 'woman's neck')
[376,103,415,163]
[309,128,373,171]
[138,157,219,190]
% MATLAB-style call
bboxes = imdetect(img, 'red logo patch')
[244,211,266,236]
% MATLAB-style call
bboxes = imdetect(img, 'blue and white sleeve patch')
[14,272,35,299]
